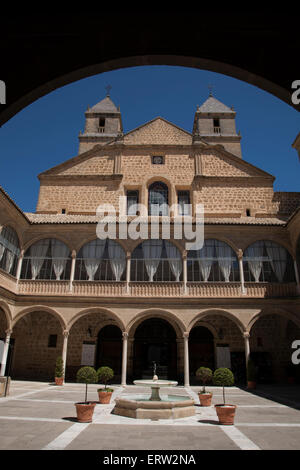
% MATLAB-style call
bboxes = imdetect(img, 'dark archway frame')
[0,14,299,127]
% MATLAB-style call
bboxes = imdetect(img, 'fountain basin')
[113,395,195,420]
[133,379,178,401]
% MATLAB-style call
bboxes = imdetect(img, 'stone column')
[243,332,250,366]
[0,329,12,376]
[182,250,188,295]
[183,332,190,387]
[121,332,128,386]
[238,249,246,295]
[62,330,69,382]
[69,250,76,292]
[126,252,131,294]
[294,259,300,293]
[16,249,24,282]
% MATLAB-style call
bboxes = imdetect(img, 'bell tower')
[193,92,242,158]
[78,87,123,154]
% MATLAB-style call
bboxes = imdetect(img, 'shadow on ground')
[237,385,300,411]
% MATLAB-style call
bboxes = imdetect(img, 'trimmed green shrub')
[97,366,114,391]
[195,367,213,393]
[55,356,64,378]
[76,366,98,402]
[213,368,234,404]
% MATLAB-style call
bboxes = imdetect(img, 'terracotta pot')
[247,381,256,389]
[98,390,113,404]
[215,404,236,425]
[75,402,96,423]
[198,393,212,406]
[55,377,64,386]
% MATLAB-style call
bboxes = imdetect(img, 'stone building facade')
[0,92,300,386]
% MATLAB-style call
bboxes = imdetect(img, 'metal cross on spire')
[208,83,214,97]
[105,84,112,97]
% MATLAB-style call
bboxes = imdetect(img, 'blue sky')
[0,65,299,213]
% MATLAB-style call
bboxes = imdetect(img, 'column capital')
[243,331,250,339]
[5,328,13,336]
[71,250,76,259]
[182,250,188,261]
[63,330,69,338]
[237,249,243,260]
[183,331,189,339]
[122,331,129,339]
[126,251,131,260]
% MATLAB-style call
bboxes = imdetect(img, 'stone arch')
[296,235,300,277]
[0,223,23,251]
[130,237,184,256]
[12,305,67,331]
[75,236,128,255]
[66,307,124,382]
[11,307,66,380]
[127,308,185,339]
[247,308,300,332]
[67,307,125,332]
[243,238,294,258]
[2,42,298,129]
[247,308,300,383]
[188,309,246,335]
[0,302,12,330]
[23,235,72,254]
[188,309,247,383]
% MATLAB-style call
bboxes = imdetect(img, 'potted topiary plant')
[97,366,114,404]
[75,366,98,422]
[213,367,236,425]
[54,356,64,386]
[195,367,213,406]
[247,358,258,389]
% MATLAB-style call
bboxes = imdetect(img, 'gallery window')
[21,239,71,280]
[187,239,239,282]
[243,240,295,283]
[127,190,139,215]
[75,239,126,281]
[0,226,20,277]
[131,240,182,282]
[177,191,191,215]
[148,181,169,216]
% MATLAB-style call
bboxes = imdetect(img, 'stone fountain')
[113,363,195,420]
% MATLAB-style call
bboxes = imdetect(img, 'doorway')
[133,318,177,380]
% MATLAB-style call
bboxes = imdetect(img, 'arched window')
[75,239,126,281]
[243,240,295,283]
[0,226,20,276]
[148,181,169,216]
[131,240,182,282]
[187,239,239,282]
[21,239,71,280]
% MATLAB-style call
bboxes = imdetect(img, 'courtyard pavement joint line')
[42,386,125,450]
[220,425,261,450]
[42,422,90,450]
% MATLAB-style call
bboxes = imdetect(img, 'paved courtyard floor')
[1,380,300,450]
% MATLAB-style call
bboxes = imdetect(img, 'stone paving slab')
[0,419,72,450]
[233,407,300,424]
[235,425,300,450]
[65,424,240,450]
